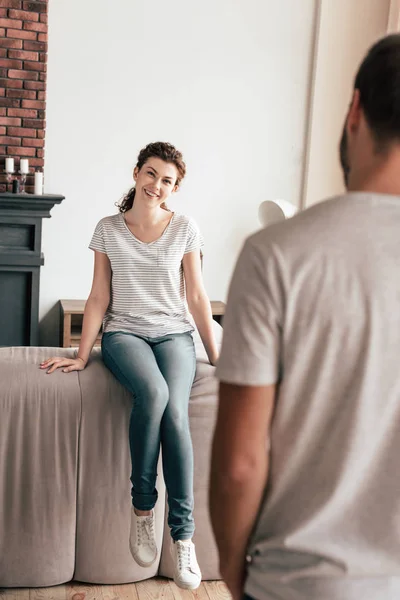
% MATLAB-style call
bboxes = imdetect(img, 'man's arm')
[209,382,276,600]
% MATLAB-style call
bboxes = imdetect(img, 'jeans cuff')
[171,529,195,541]
[131,489,158,511]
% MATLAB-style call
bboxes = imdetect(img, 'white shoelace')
[176,542,192,571]
[137,516,156,549]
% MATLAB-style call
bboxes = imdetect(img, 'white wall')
[302,0,391,208]
[40,0,317,344]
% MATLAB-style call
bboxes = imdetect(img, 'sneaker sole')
[173,576,201,590]
[129,539,158,568]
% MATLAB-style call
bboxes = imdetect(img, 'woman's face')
[134,157,179,206]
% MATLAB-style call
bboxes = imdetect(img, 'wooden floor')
[0,578,231,600]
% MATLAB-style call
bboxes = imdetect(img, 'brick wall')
[0,0,47,193]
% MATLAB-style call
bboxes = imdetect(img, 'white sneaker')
[170,539,202,590]
[129,507,158,567]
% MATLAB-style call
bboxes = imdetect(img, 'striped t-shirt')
[89,212,204,338]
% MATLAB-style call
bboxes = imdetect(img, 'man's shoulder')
[247,194,357,255]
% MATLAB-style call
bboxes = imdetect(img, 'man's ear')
[347,89,362,134]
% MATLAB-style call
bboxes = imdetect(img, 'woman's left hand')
[40,356,87,374]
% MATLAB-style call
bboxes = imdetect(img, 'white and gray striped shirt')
[89,212,204,337]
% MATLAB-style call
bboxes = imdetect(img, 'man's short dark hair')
[355,34,400,147]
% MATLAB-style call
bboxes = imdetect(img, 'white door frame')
[387,0,400,32]
[300,0,396,210]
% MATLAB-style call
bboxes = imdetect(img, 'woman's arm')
[76,250,111,363]
[41,251,111,373]
[182,250,219,366]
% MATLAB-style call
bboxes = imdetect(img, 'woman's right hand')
[40,356,87,374]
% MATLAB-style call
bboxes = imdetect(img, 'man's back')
[216,192,400,599]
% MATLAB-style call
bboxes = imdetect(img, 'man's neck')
[348,148,400,196]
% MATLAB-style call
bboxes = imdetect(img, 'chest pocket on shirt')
[157,247,183,270]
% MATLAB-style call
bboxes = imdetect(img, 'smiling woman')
[118,142,187,213]
[122,158,179,243]
[40,140,219,591]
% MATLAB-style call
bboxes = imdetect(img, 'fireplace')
[0,192,64,346]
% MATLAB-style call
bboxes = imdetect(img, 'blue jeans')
[101,330,196,541]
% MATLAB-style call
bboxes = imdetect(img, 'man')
[210,34,400,600]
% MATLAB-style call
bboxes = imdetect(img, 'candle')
[20,158,29,174]
[34,171,43,195]
[5,157,14,173]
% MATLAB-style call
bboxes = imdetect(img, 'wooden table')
[60,299,226,348]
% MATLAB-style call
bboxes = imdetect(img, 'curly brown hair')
[118,141,186,213]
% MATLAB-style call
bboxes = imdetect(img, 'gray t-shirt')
[89,212,204,337]
[216,193,400,600]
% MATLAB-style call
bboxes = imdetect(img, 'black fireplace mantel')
[0,192,65,347]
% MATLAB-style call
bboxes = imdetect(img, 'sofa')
[0,323,222,588]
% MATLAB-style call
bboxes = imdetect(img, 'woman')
[41,142,219,590]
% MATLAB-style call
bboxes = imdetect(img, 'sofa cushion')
[0,346,81,587]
